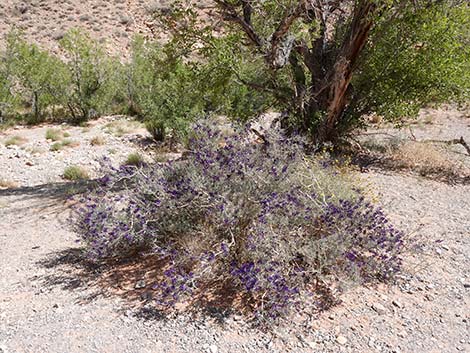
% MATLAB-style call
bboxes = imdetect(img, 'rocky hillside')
[0,0,174,56]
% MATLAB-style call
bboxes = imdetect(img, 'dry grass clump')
[124,152,145,166]
[61,139,80,148]
[0,178,18,189]
[63,165,89,181]
[4,135,28,147]
[45,128,64,141]
[388,141,468,178]
[90,135,106,146]
[50,139,80,151]
[103,120,143,137]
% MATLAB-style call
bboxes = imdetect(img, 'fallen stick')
[421,136,470,156]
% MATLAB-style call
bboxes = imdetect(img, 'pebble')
[135,280,146,289]
[336,336,348,345]
[392,300,403,309]
[372,303,387,315]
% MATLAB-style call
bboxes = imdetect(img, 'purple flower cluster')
[72,122,404,321]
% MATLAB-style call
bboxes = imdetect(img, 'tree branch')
[241,0,252,24]
[268,1,306,68]
[214,0,264,47]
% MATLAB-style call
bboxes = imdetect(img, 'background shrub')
[0,54,19,122]
[124,152,145,166]
[73,123,403,320]
[3,31,70,123]
[59,29,120,123]
[125,36,205,141]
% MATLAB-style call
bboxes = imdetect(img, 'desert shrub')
[59,29,119,123]
[126,36,205,141]
[4,31,70,123]
[63,165,89,180]
[352,3,470,125]
[127,34,269,142]
[73,123,403,320]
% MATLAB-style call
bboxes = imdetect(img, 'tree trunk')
[32,91,39,122]
[312,2,376,144]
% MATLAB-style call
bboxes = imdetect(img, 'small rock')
[25,161,34,166]
[140,291,152,301]
[208,344,218,353]
[372,302,387,315]
[424,294,434,301]
[119,15,132,25]
[306,341,316,349]
[52,31,65,40]
[336,336,348,345]
[16,3,29,14]
[52,303,59,309]
[135,280,146,289]
[392,300,403,309]
[79,14,91,22]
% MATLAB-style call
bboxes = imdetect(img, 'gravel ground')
[0,113,469,353]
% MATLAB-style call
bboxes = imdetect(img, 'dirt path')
[0,114,469,352]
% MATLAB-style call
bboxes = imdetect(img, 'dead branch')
[421,137,470,156]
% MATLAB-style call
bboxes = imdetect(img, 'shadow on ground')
[34,248,239,323]
[0,179,97,199]
[350,150,470,185]
[35,247,338,324]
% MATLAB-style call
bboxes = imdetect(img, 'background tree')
[59,30,118,123]
[4,31,69,123]
[157,0,470,144]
